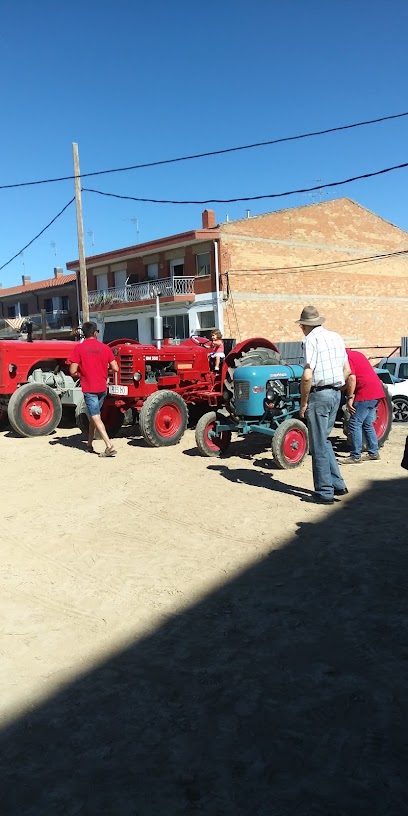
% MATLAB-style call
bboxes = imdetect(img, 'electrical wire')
[82,161,408,205]
[225,248,408,275]
[1,111,408,191]
[0,198,75,272]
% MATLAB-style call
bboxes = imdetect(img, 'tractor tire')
[343,389,393,448]
[75,397,125,438]
[139,390,188,447]
[7,383,62,437]
[272,418,309,469]
[195,411,232,457]
[0,408,9,430]
[223,346,284,407]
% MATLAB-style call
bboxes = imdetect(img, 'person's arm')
[300,365,313,418]
[69,347,80,377]
[345,372,357,414]
[109,359,119,373]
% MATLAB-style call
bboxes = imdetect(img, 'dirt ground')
[1,419,407,814]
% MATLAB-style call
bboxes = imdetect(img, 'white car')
[386,379,408,422]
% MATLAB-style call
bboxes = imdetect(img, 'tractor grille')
[234,381,250,401]
[119,354,134,385]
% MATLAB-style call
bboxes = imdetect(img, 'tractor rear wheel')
[75,397,125,438]
[7,383,62,437]
[342,389,393,448]
[195,411,232,457]
[139,390,188,447]
[223,345,284,408]
[272,418,309,469]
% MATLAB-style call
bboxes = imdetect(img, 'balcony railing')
[88,276,195,308]
[0,311,73,339]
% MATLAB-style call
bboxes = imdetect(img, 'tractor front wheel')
[139,390,188,447]
[195,411,232,457]
[7,383,62,437]
[272,418,309,469]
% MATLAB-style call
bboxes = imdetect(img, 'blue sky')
[0,0,407,287]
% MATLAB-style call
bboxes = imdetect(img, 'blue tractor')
[195,363,309,469]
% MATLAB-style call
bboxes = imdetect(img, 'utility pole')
[72,142,89,323]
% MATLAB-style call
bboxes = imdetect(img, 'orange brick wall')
[219,198,408,351]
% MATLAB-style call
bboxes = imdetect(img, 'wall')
[219,198,408,352]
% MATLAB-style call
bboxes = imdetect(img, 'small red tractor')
[0,339,82,436]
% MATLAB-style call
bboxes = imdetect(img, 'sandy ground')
[1,418,407,814]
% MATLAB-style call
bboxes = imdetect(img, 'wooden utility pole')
[72,142,89,323]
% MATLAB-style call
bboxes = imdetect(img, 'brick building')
[0,268,79,340]
[67,198,408,354]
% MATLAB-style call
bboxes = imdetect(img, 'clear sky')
[0,0,407,287]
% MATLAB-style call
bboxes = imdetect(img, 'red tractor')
[0,339,81,436]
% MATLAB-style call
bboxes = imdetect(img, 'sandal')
[86,445,95,453]
[98,447,117,458]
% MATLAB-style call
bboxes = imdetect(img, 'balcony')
[88,276,195,309]
[0,311,73,339]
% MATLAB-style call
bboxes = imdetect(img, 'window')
[20,303,29,317]
[44,298,53,314]
[196,252,210,277]
[7,305,16,318]
[170,258,184,277]
[198,310,216,330]
[114,270,127,288]
[376,370,392,385]
[96,273,108,292]
[399,363,408,379]
[150,313,189,341]
[61,296,69,312]
[384,362,396,375]
[146,262,159,280]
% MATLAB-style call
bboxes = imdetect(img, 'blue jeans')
[348,399,379,458]
[307,389,346,499]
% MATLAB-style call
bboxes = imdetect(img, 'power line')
[226,248,408,275]
[82,160,408,205]
[1,111,408,191]
[0,198,75,273]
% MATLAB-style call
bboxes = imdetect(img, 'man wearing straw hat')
[296,305,351,505]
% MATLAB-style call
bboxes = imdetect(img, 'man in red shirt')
[69,321,119,457]
[342,349,385,464]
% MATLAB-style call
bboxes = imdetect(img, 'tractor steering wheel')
[190,334,214,349]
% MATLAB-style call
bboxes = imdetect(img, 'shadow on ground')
[1,476,407,815]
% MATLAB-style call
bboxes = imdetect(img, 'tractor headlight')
[266,379,285,403]
[133,371,142,382]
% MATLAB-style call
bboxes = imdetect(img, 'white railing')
[88,276,195,308]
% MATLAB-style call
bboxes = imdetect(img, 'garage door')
[103,319,139,343]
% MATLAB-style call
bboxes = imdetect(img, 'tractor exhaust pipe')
[152,287,163,350]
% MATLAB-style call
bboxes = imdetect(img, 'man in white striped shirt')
[297,305,351,504]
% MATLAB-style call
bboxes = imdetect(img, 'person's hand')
[299,403,308,419]
[347,397,356,415]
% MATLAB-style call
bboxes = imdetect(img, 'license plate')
[108,385,128,396]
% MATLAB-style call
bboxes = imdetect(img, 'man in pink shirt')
[342,349,385,464]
